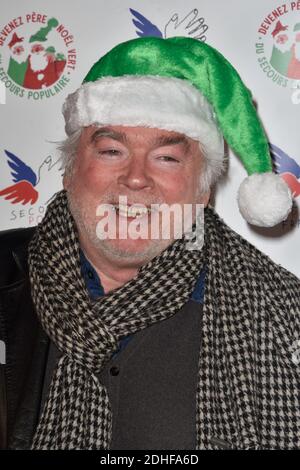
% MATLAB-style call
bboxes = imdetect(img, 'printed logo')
[256,3,300,88]
[270,143,300,198]
[0,12,77,100]
[130,8,208,41]
[0,149,62,224]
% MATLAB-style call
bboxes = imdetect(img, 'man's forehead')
[84,125,196,148]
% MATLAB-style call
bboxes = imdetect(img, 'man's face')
[64,125,210,267]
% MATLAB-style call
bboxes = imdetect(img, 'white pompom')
[237,172,293,227]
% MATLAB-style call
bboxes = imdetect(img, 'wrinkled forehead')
[81,125,199,153]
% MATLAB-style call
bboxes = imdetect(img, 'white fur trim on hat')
[62,75,224,162]
[237,172,293,227]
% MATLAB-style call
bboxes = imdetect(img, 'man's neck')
[81,245,140,294]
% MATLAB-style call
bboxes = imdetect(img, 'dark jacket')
[0,227,204,450]
[0,227,51,449]
[1,222,300,450]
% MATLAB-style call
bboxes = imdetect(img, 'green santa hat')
[62,36,293,227]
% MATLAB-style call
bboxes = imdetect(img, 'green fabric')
[83,37,272,175]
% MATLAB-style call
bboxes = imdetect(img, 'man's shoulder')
[0,226,37,287]
[210,206,300,291]
[236,226,299,291]
[237,228,300,309]
[0,226,36,253]
[269,259,300,304]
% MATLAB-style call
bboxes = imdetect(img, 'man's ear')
[199,190,211,208]
[63,172,70,190]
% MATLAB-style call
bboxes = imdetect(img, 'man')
[0,36,299,450]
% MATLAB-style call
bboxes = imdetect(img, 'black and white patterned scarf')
[28,190,206,449]
[29,190,300,450]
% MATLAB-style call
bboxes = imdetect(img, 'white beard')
[29,53,49,72]
[66,186,173,266]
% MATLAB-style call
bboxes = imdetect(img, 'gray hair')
[58,129,226,193]
[57,129,83,176]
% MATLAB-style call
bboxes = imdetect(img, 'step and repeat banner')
[0,0,299,276]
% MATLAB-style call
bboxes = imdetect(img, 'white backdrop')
[0,0,299,276]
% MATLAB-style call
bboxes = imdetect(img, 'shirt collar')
[79,249,205,304]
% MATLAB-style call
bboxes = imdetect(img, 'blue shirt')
[80,251,206,357]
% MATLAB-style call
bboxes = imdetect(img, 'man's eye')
[97,149,122,156]
[158,156,179,162]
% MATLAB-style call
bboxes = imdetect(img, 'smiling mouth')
[112,203,155,218]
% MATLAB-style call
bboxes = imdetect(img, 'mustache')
[100,195,166,206]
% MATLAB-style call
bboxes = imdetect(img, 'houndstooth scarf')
[28,190,206,449]
[29,190,300,450]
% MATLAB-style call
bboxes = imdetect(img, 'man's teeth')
[114,204,151,217]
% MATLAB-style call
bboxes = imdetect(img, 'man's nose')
[117,154,154,191]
